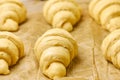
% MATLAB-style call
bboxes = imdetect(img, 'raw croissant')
[34,28,78,79]
[101,29,120,68]
[43,0,81,32]
[89,0,120,32]
[0,0,27,31]
[0,32,24,74]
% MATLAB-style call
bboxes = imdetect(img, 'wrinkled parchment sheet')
[0,0,120,80]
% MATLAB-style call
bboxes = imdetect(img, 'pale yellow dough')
[34,28,78,79]
[0,32,24,74]
[101,29,120,68]
[89,0,120,32]
[0,0,27,31]
[43,0,81,32]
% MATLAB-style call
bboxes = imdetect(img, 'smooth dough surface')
[89,0,120,32]
[0,0,27,31]
[101,29,120,68]
[0,32,24,74]
[34,28,78,79]
[43,0,81,32]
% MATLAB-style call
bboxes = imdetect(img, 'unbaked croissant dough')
[0,0,27,31]
[89,0,120,32]
[101,29,120,68]
[34,28,78,79]
[43,0,81,32]
[0,32,24,74]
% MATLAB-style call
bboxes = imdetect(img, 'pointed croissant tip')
[0,59,10,75]
[44,62,66,79]
[62,22,73,32]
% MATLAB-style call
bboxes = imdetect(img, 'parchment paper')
[0,0,120,80]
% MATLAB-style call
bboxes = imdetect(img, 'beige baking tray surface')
[0,0,120,80]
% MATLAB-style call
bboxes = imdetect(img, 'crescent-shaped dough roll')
[34,28,78,79]
[101,29,120,68]
[0,0,27,31]
[43,0,81,32]
[0,32,24,74]
[89,0,120,32]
